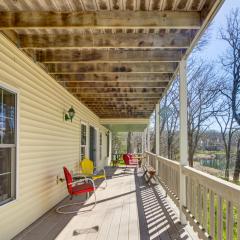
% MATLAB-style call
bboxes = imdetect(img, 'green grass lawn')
[211,198,238,239]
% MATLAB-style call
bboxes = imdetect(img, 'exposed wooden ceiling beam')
[85,106,156,110]
[90,110,153,114]
[89,106,154,110]
[90,112,152,116]
[34,49,184,63]
[0,11,201,29]
[98,115,151,118]
[47,62,177,73]
[82,102,158,105]
[62,81,167,88]
[63,87,164,94]
[18,32,194,49]
[83,103,156,107]
[89,110,153,114]
[79,98,159,102]
[54,73,172,82]
[75,93,161,98]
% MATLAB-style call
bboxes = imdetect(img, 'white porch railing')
[145,151,240,240]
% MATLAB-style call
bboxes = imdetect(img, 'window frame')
[80,121,88,160]
[99,132,102,161]
[0,83,19,208]
[107,133,110,157]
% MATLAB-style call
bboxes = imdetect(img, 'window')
[99,133,102,160]
[80,124,87,160]
[107,133,109,157]
[0,87,17,206]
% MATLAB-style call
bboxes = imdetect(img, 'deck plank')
[128,171,140,240]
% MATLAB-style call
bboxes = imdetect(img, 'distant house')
[204,145,224,151]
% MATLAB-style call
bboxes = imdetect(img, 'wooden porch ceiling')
[0,0,223,118]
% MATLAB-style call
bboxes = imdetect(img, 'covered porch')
[0,0,232,240]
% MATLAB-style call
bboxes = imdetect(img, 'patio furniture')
[56,166,96,214]
[80,158,107,188]
[123,153,138,167]
[111,153,122,167]
[143,166,156,184]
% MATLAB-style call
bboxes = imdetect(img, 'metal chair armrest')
[68,177,95,188]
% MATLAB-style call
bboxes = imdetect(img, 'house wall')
[0,33,109,240]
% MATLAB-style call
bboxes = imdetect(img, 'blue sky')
[197,0,240,60]
[192,0,240,131]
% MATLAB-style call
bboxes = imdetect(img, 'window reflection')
[0,90,15,144]
[0,148,11,174]
[0,87,17,205]
[0,174,11,202]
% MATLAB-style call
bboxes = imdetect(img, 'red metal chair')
[56,166,96,214]
[123,153,138,166]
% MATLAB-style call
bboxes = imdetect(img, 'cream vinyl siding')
[0,33,109,240]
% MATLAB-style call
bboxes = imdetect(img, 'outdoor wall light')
[105,130,110,136]
[65,106,75,122]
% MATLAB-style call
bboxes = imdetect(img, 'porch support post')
[155,103,160,155]
[155,103,160,173]
[147,126,150,152]
[147,126,151,165]
[179,60,188,224]
[143,128,147,152]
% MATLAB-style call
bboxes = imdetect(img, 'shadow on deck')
[13,167,197,240]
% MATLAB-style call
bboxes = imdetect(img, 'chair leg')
[56,191,96,214]
[93,190,97,208]
[104,176,107,188]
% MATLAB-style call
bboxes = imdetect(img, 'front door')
[89,126,97,166]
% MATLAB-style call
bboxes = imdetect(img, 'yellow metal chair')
[80,158,107,188]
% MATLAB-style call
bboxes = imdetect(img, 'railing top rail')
[145,151,156,157]
[145,152,180,170]
[183,166,240,204]
[156,155,180,167]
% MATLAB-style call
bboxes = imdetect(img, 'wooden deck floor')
[13,167,198,240]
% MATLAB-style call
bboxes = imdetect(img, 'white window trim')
[99,131,103,161]
[0,82,20,208]
[80,121,89,160]
[85,125,100,169]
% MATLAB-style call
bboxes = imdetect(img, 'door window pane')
[107,134,109,157]
[100,133,102,160]
[81,125,86,145]
[81,146,86,160]
[80,124,87,160]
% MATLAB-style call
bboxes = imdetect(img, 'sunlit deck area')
[0,1,230,239]
[13,167,197,240]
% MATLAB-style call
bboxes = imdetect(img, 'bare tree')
[160,79,179,159]
[213,89,237,179]
[220,9,240,181]
[127,131,133,153]
[187,58,218,167]
[159,58,218,165]
[158,30,216,165]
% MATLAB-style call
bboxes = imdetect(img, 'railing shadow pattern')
[135,168,192,240]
